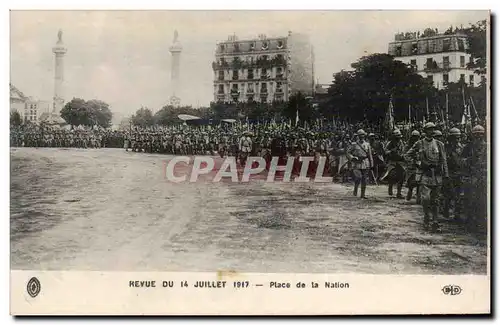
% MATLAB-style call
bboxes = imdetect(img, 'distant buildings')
[10,84,51,123]
[388,28,485,89]
[212,31,315,103]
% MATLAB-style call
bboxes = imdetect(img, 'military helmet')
[424,122,436,129]
[472,125,485,134]
[357,129,367,136]
[411,130,420,137]
[393,129,402,137]
[368,133,375,138]
[449,127,461,136]
[433,130,443,137]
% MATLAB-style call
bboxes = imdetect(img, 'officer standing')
[405,122,448,231]
[347,129,373,199]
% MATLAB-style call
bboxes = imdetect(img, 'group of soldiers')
[10,125,126,149]
[347,122,487,233]
[11,121,488,233]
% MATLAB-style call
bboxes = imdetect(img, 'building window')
[469,74,474,86]
[395,45,402,56]
[460,56,465,68]
[277,40,284,49]
[276,81,283,93]
[443,56,450,69]
[411,43,418,54]
[458,38,465,51]
[219,44,225,52]
[460,74,465,83]
[410,59,417,69]
[427,75,433,85]
[234,43,240,52]
[261,82,267,93]
[232,84,238,90]
[247,83,254,93]
[426,58,433,69]
[276,67,283,79]
[443,38,451,51]
[250,42,256,51]
[261,68,268,79]
[247,69,254,79]
[443,74,449,85]
[232,70,239,80]
[218,84,224,94]
[261,41,268,50]
[218,71,224,81]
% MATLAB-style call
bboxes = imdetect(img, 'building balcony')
[246,90,255,96]
[260,89,268,94]
[275,73,284,80]
[275,88,284,94]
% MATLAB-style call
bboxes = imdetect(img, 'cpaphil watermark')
[163,156,333,183]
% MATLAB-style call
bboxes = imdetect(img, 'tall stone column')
[52,29,67,113]
[169,30,182,107]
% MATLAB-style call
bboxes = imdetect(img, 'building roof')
[10,83,27,101]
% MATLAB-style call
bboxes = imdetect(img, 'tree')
[131,107,154,127]
[86,99,113,128]
[322,54,434,125]
[10,111,22,127]
[464,19,487,75]
[60,98,88,126]
[284,92,313,126]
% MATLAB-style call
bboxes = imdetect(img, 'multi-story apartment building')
[10,84,51,123]
[212,32,314,103]
[388,29,485,89]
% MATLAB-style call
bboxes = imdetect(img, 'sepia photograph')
[9,9,490,315]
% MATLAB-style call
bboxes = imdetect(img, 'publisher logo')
[442,285,462,296]
[27,277,41,298]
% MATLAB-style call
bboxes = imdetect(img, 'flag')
[386,96,395,131]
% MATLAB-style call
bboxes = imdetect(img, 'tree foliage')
[60,98,113,128]
[321,54,434,123]
[131,107,154,127]
[464,19,487,75]
[10,110,22,127]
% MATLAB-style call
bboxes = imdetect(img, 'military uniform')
[405,123,448,231]
[443,128,464,220]
[347,129,373,199]
[461,125,487,230]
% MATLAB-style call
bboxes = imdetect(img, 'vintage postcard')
[9,10,490,315]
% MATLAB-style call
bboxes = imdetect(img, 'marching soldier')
[405,130,421,203]
[461,125,487,231]
[239,131,253,167]
[347,129,373,199]
[382,129,406,198]
[405,122,448,232]
[443,127,464,221]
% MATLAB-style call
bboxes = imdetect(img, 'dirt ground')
[10,148,487,274]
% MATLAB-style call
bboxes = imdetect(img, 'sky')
[10,10,488,118]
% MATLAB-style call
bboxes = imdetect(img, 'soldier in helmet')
[347,129,373,199]
[405,130,422,203]
[239,131,253,167]
[382,128,406,198]
[461,125,487,231]
[433,129,444,143]
[443,127,464,221]
[405,122,448,231]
